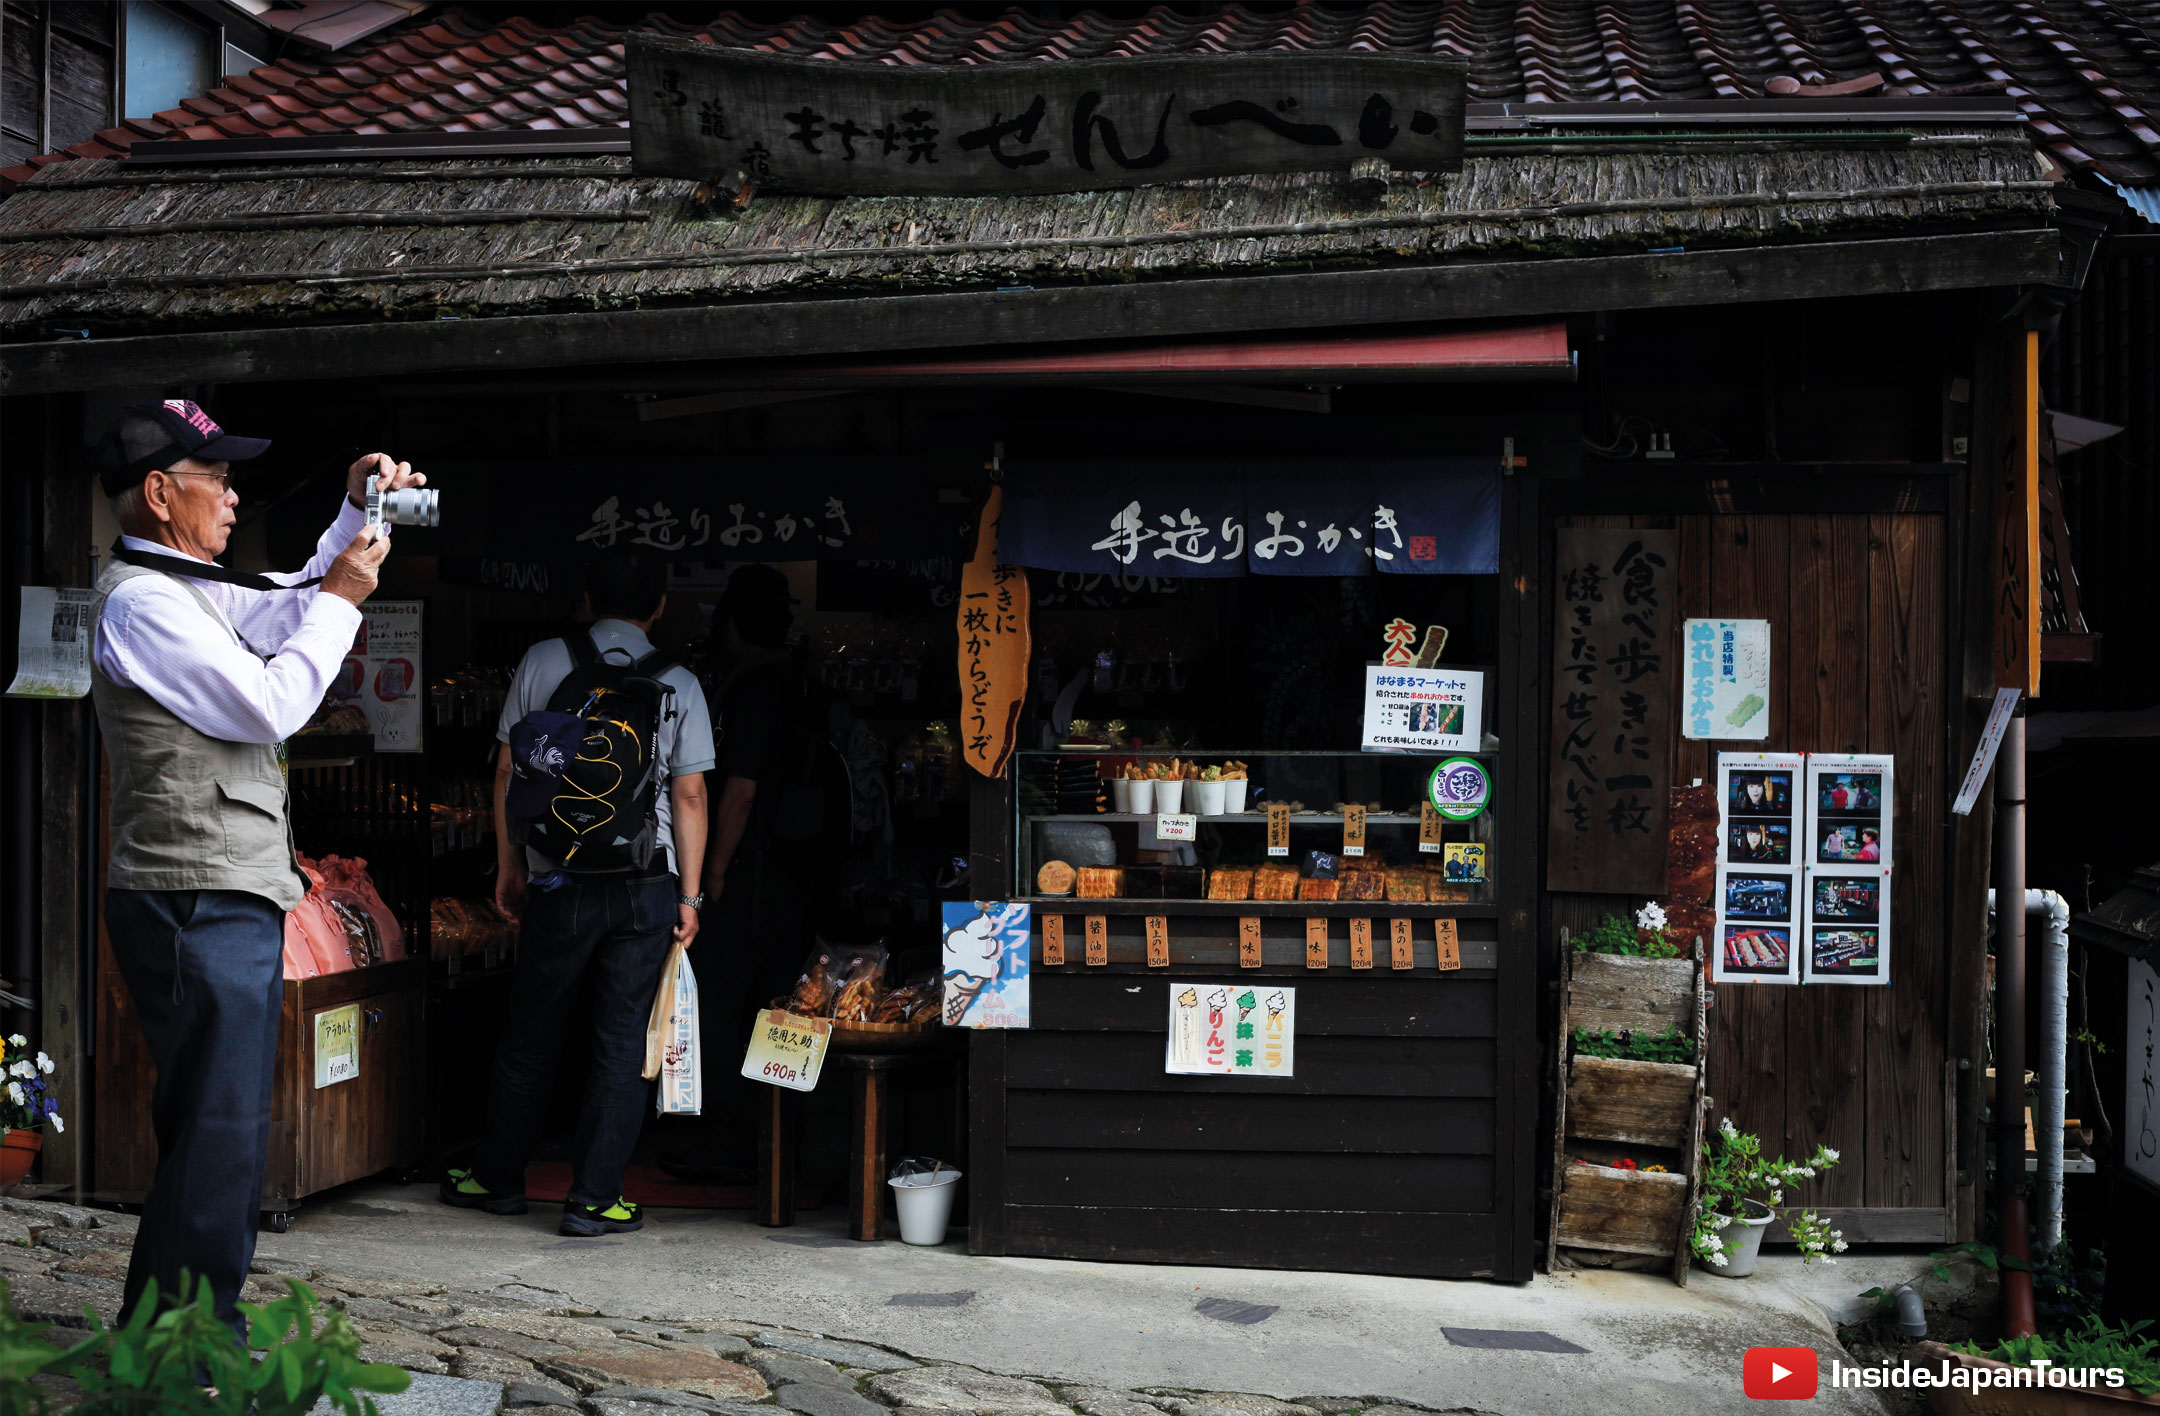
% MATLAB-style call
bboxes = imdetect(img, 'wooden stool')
[754,1049,948,1240]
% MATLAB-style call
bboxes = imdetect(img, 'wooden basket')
[828,1016,941,1053]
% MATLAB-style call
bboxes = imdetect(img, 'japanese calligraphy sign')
[1433,918,1461,971]
[1546,529,1678,894]
[1305,918,1329,969]
[957,489,1030,779]
[628,39,1467,197]
[1041,914,1066,966]
[1681,618,1771,740]
[1348,918,1374,970]
[1167,984,1297,1078]
[1390,918,1415,969]
[1085,915,1109,967]
[1239,917,1263,968]
[1145,916,1171,969]
[2127,956,2160,1190]
[1000,463,1499,578]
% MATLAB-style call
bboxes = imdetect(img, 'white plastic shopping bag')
[644,941,701,1114]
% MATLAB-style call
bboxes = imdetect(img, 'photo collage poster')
[1801,754,1894,986]
[1714,753,1805,985]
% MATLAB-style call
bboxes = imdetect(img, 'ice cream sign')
[1167,984,1296,1077]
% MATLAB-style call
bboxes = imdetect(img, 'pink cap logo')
[160,399,219,438]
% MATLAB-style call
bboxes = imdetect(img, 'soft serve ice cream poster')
[941,902,1030,1028]
[1167,984,1295,1077]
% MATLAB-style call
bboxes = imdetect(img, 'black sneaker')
[560,1197,644,1237]
[438,1168,527,1216]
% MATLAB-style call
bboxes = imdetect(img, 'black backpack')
[521,629,679,874]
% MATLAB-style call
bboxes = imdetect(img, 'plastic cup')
[1155,780,1185,813]
[1223,779,1250,814]
[1109,778,1133,813]
[889,1169,962,1245]
[1193,780,1227,816]
[1128,779,1155,814]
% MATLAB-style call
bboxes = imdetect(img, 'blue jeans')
[476,872,676,1208]
[104,887,284,1333]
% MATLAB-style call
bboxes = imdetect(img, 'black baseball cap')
[95,399,271,496]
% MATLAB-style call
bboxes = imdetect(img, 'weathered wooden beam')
[0,229,2058,396]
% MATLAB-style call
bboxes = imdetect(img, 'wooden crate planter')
[1546,941,1708,1283]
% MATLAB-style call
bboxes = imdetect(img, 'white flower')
[7,1084,22,1106]
[1769,1188,1783,1204]
[1636,902,1668,931]
[1707,1250,1729,1267]
[1821,1147,1840,1163]
[1713,1213,1733,1230]
[1832,1238,1849,1253]
[1720,1117,1739,1140]
[8,1035,24,1048]
[35,1053,51,1075]
[49,1115,62,1134]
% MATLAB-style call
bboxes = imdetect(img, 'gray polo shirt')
[497,619,716,877]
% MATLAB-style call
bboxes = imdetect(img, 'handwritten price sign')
[740,1008,831,1093]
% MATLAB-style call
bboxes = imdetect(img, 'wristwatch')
[678,892,705,910]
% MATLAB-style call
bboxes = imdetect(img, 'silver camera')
[365,485,440,531]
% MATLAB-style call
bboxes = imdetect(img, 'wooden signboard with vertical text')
[1343,804,1366,859]
[1390,918,1416,969]
[1041,914,1065,966]
[627,38,1468,197]
[1305,918,1329,970]
[1239,917,1263,969]
[1547,529,1677,894]
[1434,917,1461,971]
[1349,918,1374,969]
[956,487,1030,778]
[1145,915,1170,968]
[1084,915,1108,967]
[1995,328,2042,695]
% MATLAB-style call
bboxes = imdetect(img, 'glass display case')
[1015,748,1497,911]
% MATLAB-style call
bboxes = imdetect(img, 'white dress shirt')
[93,499,366,744]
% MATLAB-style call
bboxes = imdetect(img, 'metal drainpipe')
[1989,888,2072,1253]
[1993,711,2037,1338]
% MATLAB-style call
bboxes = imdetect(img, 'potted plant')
[1692,1117,1843,1277]
[0,1034,63,1189]
[1575,903,1683,959]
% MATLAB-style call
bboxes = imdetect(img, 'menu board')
[1167,984,1296,1078]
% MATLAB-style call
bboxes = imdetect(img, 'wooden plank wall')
[1558,512,1948,1223]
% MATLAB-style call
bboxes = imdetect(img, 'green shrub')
[1573,912,1679,959]
[1958,1318,2160,1396]
[0,1272,409,1415]
[1571,1024,1695,1065]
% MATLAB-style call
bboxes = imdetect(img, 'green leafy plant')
[0,1272,409,1415]
[1692,1117,1844,1269]
[1957,1318,2160,1396]
[2069,1026,2108,1055]
[1570,1024,1695,1065]
[1573,905,1680,960]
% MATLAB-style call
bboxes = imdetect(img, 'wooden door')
[1556,512,1953,1242]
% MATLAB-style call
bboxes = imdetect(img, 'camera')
[365,484,440,532]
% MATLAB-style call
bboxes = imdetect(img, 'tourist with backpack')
[440,549,714,1236]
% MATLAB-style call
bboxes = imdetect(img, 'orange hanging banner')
[958,486,1031,778]
[1994,328,2043,696]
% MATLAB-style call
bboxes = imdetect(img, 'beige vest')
[90,560,308,911]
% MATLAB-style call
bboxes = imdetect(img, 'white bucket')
[1127,779,1155,814]
[889,1169,962,1245]
[1109,777,1133,812]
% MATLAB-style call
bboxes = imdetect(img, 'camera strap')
[110,540,324,591]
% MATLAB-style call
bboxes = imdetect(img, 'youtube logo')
[1743,1347,1820,1400]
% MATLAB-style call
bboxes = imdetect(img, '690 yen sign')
[740,1008,832,1093]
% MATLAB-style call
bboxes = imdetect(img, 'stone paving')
[0,1200,1500,1416]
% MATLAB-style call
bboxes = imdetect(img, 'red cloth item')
[285,864,354,977]
[308,854,406,962]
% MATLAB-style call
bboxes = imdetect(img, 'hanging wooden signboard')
[1238,917,1263,969]
[1084,915,1109,967]
[1390,918,1415,970]
[627,37,1467,197]
[1434,917,1461,971]
[1305,918,1329,969]
[1146,916,1171,969]
[1349,918,1374,970]
[1041,914,1066,966]
[1546,529,1678,894]
[957,487,1030,779]
[1995,329,2042,695]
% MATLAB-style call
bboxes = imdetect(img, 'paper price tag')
[1266,801,1291,857]
[1145,915,1170,968]
[741,1009,831,1093]
[1155,812,1197,842]
[1305,918,1329,970]
[1042,914,1066,966]
[1239,917,1263,968]
[313,1004,360,1089]
[1349,918,1374,969]
[1343,803,1366,858]
[1419,800,1444,854]
[1085,915,1109,967]
[1390,918,1415,970]
[1434,917,1461,972]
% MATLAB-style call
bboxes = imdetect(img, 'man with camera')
[89,399,423,1331]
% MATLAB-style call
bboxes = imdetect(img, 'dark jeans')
[477,871,675,1209]
[104,887,284,1333]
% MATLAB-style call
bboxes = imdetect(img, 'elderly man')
[89,399,421,1330]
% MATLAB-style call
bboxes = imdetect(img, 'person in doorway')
[441,550,714,1236]
[665,564,817,1180]
[88,399,416,1332]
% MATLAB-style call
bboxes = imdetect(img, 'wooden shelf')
[1026,812,1435,825]
[1016,896,1496,918]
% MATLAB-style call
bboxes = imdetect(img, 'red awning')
[807,323,1575,383]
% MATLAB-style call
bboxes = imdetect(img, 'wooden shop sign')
[1041,914,1066,966]
[627,37,1466,197]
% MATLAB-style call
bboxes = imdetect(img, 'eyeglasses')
[159,468,236,493]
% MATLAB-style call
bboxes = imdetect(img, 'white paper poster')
[1713,753,1804,985]
[1360,666,1483,753]
[941,901,1031,1028]
[6,587,95,699]
[1802,754,1895,985]
[1682,618,1771,739]
[1167,983,1295,1077]
[313,1004,360,1089]
[2128,956,2160,1191]
[338,601,423,752]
